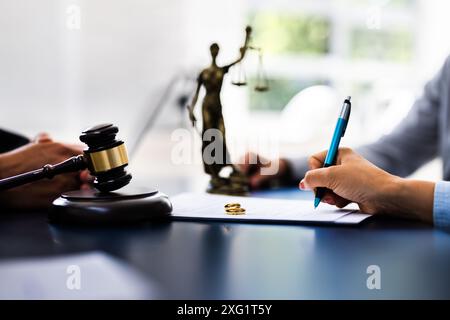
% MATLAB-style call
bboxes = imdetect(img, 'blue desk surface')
[1,188,450,299]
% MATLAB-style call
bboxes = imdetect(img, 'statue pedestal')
[206,172,249,196]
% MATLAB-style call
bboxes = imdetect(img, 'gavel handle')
[0,155,87,191]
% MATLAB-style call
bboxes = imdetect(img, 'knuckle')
[303,172,309,184]
[340,147,352,154]
[326,167,338,187]
[307,157,316,169]
[304,171,313,183]
[327,166,337,175]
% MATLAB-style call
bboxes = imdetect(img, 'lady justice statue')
[187,26,253,195]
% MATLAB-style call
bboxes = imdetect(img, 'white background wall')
[0,0,193,141]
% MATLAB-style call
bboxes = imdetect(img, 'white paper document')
[171,193,372,225]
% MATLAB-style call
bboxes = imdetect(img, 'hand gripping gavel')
[0,124,132,192]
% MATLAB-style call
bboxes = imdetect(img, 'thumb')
[300,167,334,190]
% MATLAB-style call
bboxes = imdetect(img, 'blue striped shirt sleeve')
[433,181,450,228]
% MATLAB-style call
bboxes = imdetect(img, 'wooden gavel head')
[79,124,132,192]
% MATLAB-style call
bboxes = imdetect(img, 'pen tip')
[314,197,321,209]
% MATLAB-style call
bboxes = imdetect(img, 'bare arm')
[0,137,90,209]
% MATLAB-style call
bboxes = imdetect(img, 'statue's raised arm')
[224,26,252,69]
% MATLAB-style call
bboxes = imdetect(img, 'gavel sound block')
[51,186,172,225]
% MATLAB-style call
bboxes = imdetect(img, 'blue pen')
[314,96,351,208]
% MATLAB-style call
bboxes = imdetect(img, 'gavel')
[0,123,173,224]
[0,123,132,192]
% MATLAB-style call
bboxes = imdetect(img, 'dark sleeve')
[356,55,449,177]
[0,129,29,153]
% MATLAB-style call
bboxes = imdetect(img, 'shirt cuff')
[433,181,450,228]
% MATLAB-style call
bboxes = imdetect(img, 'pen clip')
[340,97,351,137]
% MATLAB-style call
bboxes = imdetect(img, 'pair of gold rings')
[224,203,246,215]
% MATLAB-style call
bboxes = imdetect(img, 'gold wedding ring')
[224,203,241,209]
[224,203,246,215]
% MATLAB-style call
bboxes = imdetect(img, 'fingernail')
[299,180,305,190]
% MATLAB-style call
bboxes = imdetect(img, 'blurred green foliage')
[248,77,328,111]
[342,0,415,8]
[246,1,415,111]
[249,12,330,55]
[351,28,413,61]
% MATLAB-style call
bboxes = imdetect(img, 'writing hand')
[299,148,434,223]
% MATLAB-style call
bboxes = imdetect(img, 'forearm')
[0,153,18,180]
[383,177,435,223]
[0,146,33,179]
[225,57,243,69]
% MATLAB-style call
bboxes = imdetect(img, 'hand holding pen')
[313,96,351,208]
